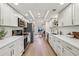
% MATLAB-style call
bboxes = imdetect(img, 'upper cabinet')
[0,4,18,26]
[0,4,1,24]
[73,4,79,25]
[58,3,79,26]
[58,10,64,26]
[58,4,73,26]
[63,4,73,26]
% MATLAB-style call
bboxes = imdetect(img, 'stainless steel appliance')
[12,30,22,36]
[12,30,28,49]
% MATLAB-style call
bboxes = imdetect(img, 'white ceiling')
[9,3,69,21]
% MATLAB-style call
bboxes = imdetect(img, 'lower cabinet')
[0,37,24,56]
[0,45,11,56]
[49,35,62,56]
[62,41,79,56]
[0,43,15,56]
[48,35,79,56]
[62,48,74,56]
[17,37,24,56]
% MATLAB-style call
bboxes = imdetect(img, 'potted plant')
[0,30,7,40]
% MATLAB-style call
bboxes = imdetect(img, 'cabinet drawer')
[0,45,10,56]
[0,42,15,56]
[62,48,74,56]
[62,41,79,56]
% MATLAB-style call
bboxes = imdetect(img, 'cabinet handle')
[72,19,73,25]
[62,48,64,52]
[12,49,14,55]
[11,51,12,56]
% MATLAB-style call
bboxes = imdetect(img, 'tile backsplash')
[59,26,79,35]
[0,26,23,37]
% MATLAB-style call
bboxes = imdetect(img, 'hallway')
[23,34,56,56]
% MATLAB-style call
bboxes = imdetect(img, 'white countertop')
[52,35,79,49]
[0,36,24,49]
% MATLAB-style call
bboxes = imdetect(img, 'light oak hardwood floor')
[23,34,56,56]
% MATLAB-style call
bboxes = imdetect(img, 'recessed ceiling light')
[14,3,19,5]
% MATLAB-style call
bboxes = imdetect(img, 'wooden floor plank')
[23,34,56,56]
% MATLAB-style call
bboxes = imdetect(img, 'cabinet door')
[17,37,24,55]
[9,44,15,56]
[48,36,53,47]
[58,10,64,26]
[62,48,74,56]
[1,4,8,25]
[63,4,73,26]
[10,13,18,26]
[8,6,18,26]
[0,4,1,24]
[19,37,24,53]
[58,16,63,26]
[62,40,79,56]
[73,4,79,25]
[1,4,11,26]
[0,4,18,26]
[58,4,73,26]
[0,45,11,56]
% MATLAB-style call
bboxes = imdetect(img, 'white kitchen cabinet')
[0,36,24,56]
[62,40,79,56]
[0,45,11,56]
[0,3,1,24]
[0,3,18,26]
[63,4,73,26]
[53,36,62,55]
[0,43,15,56]
[17,37,24,56]
[0,4,8,26]
[10,12,18,26]
[48,35,62,55]
[58,4,73,26]
[73,4,79,25]
[58,3,79,26]
[49,35,54,47]
[62,48,74,56]
[9,43,15,56]
[48,35,79,56]
[13,37,24,56]
[58,12,63,26]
